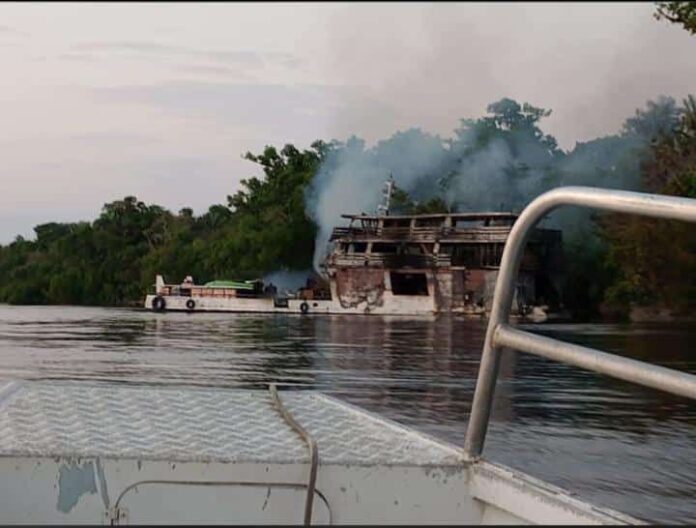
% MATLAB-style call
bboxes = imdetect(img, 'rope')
[269,383,319,526]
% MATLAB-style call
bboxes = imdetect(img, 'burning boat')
[322,209,563,318]
[145,183,563,319]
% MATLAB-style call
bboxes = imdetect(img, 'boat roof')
[342,212,518,221]
[203,280,257,290]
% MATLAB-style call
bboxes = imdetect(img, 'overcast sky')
[0,2,694,242]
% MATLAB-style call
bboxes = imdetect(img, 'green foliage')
[454,98,560,156]
[562,234,619,321]
[655,1,696,34]
[600,96,696,316]
[390,185,451,215]
[0,142,329,306]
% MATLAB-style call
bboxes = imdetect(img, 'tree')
[390,184,450,215]
[654,1,696,34]
[454,98,559,155]
[600,96,696,316]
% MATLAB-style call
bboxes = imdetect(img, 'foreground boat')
[3,187,694,524]
[0,380,638,525]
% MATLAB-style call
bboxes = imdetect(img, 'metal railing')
[463,186,696,459]
[327,253,451,268]
[330,225,515,242]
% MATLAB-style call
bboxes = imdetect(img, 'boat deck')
[0,380,639,524]
[0,380,461,467]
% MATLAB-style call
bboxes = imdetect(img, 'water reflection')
[0,306,693,523]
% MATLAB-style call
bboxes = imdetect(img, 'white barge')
[144,273,465,317]
[3,187,693,524]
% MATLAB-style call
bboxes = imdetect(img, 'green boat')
[203,279,258,290]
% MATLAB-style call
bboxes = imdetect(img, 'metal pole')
[496,324,696,401]
[463,186,696,459]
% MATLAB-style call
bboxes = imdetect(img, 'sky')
[0,2,694,242]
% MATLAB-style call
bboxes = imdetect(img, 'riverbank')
[599,302,696,323]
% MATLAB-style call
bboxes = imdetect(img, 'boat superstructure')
[323,210,562,317]
[2,187,696,524]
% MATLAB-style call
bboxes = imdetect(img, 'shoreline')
[0,301,694,324]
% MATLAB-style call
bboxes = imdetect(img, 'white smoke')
[262,269,311,294]
[304,96,685,271]
[305,129,448,272]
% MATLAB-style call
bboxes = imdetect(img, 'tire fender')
[152,296,166,312]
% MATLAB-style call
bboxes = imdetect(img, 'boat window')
[414,217,442,227]
[372,243,397,254]
[476,243,505,267]
[349,243,367,254]
[361,219,379,231]
[390,272,429,296]
[401,244,423,255]
[488,218,515,227]
[382,219,410,228]
[455,219,485,228]
[450,245,478,267]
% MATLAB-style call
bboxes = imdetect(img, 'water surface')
[0,305,693,523]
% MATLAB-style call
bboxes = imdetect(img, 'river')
[0,305,693,523]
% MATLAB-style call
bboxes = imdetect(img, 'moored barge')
[145,210,563,319]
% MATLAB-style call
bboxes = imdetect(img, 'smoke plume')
[262,269,312,294]
[305,96,684,271]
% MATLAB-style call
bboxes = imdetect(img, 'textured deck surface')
[0,380,463,466]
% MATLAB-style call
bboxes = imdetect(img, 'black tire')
[300,301,309,314]
[152,296,166,312]
[186,299,196,311]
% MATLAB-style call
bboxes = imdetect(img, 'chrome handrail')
[463,186,696,459]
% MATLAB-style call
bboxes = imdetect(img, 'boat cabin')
[324,211,563,315]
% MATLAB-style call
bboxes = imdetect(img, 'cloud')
[55,52,98,62]
[0,150,245,243]
[172,64,258,81]
[315,3,696,149]
[0,24,27,36]
[63,131,161,147]
[69,41,298,69]
[92,80,398,141]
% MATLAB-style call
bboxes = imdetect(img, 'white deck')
[0,380,640,524]
[144,293,444,316]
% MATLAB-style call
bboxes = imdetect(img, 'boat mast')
[376,176,395,217]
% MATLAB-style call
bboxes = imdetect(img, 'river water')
[0,305,693,523]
